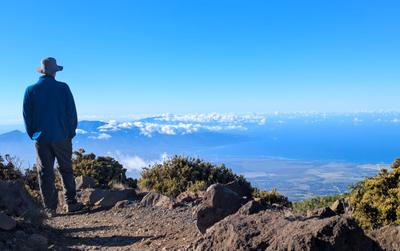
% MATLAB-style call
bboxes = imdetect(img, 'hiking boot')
[65,202,84,213]
[43,208,57,218]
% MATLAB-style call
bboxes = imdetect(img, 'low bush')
[348,159,400,230]
[139,155,252,197]
[72,149,136,189]
[292,194,345,213]
[0,154,23,180]
[253,188,291,207]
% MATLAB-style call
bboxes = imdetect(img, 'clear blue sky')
[0,0,399,125]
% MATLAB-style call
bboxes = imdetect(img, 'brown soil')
[47,203,201,250]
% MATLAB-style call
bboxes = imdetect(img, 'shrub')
[253,188,291,207]
[348,159,400,229]
[72,149,136,189]
[0,155,23,180]
[292,194,345,213]
[139,155,251,197]
[23,166,42,202]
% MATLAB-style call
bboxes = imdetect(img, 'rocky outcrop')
[176,191,205,205]
[0,180,41,220]
[330,199,346,215]
[191,210,381,251]
[79,188,136,209]
[238,199,271,215]
[0,181,50,250]
[140,192,175,209]
[223,180,253,199]
[369,225,400,251]
[75,175,96,190]
[306,206,337,219]
[113,200,131,210]
[194,183,249,234]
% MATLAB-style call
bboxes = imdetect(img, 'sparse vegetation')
[139,155,252,197]
[292,194,346,213]
[1,149,137,197]
[138,155,288,206]
[253,188,291,207]
[0,154,23,180]
[72,149,136,189]
[348,159,400,230]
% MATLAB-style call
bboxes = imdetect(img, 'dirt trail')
[47,203,201,250]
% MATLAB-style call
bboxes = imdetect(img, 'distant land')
[1,112,399,200]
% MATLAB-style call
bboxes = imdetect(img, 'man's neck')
[41,74,56,78]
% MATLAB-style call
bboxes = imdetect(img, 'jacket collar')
[39,75,55,80]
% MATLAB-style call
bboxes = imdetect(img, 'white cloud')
[82,113,269,137]
[98,120,124,131]
[115,152,170,172]
[241,171,277,178]
[120,155,148,171]
[97,119,249,137]
[89,133,111,140]
[154,113,267,125]
[357,163,388,170]
[76,129,87,134]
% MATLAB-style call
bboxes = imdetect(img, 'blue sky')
[0,0,399,125]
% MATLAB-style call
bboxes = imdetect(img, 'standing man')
[23,57,83,215]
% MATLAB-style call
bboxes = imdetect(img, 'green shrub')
[292,194,345,213]
[348,159,400,230]
[72,149,136,189]
[139,155,251,197]
[0,155,23,180]
[253,188,291,207]
[187,180,208,192]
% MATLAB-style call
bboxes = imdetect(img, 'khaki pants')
[35,139,77,210]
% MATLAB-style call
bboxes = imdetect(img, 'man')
[23,57,83,215]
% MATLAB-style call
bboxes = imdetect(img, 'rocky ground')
[47,202,201,250]
[1,178,400,251]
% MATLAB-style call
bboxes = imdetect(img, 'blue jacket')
[23,75,77,141]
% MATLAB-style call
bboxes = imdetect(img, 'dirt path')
[46,203,201,250]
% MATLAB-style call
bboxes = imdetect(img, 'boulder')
[113,200,131,210]
[307,207,337,219]
[80,188,136,209]
[136,191,149,201]
[369,225,400,251]
[140,192,174,209]
[0,212,16,230]
[330,199,346,215]
[223,180,252,199]
[75,176,96,190]
[238,199,271,215]
[176,191,205,205]
[0,180,41,220]
[194,184,247,234]
[190,211,381,251]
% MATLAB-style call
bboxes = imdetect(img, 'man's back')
[24,57,83,215]
[23,75,77,141]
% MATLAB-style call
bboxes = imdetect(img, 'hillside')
[2,180,399,251]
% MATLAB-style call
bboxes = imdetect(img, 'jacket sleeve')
[23,88,34,139]
[65,85,78,139]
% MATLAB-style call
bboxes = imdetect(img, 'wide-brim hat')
[37,57,63,74]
